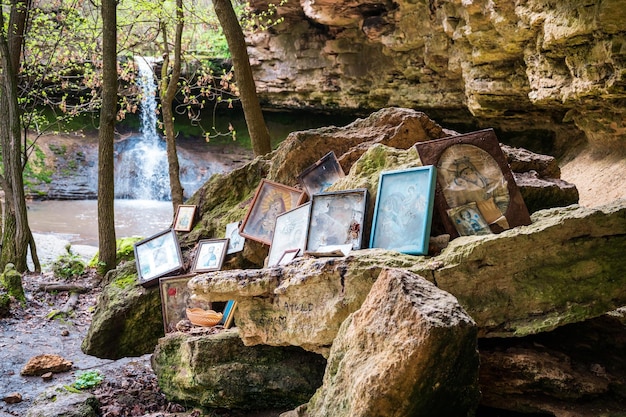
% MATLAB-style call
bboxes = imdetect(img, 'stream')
[26,199,173,269]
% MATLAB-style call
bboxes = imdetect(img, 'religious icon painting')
[297,151,345,198]
[415,129,531,238]
[191,238,229,273]
[267,202,311,267]
[306,189,368,252]
[225,221,245,255]
[239,179,307,246]
[134,228,183,287]
[369,166,437,255]
[173,205,197,232]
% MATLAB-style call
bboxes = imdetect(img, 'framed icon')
[297,151,345,198]
[173,205,197,232]
[134,228,183,287]
[191,238,229,273]
[239,179,307,245]
[267,202,311,267]
[369,166,437,255]
[415,129,531,238]
[306,189,368,252]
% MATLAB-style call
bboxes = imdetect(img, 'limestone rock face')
[479,314,626,415]
[286,268,480,417]
[190,199,626,354]
[151,329,326,411]
[247,0,626,150]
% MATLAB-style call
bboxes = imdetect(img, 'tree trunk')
[212,0,272,157]
[0,4,37,272]
[97,0,118,274]
[160,1,184,212]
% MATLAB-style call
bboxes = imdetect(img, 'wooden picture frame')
[306,189,368,252]
[134,228,183,287]
[297,151,345,198]
[369,166,437,255]
[159,274,209,333]
[267,202,311,267]
[415,128,531,238]
[173,204,197,232]
[239,179,307,246]
[225,221,245,255]
[191,238,229,273]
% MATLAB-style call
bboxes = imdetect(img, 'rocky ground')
[0,264,279,417]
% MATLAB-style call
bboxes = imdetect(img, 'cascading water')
[115,56,170,200]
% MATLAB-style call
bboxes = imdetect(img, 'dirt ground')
[560,147,626,208]
[0,267,284,417]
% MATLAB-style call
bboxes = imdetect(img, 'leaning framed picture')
[239,179,307,246]
[306,189,368,252]
[191,238,229,273]
[134,228,183,287]
[220,300,237,329]
[173,205,197,232]
[225,221,246,255]
[369,166,437,255]
[297,151,345,198]
[159,274,210,333]
[267,202,311,267]
[415,128,531,238]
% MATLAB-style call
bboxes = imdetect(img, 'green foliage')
[88,236,142,268]
[23,144,53,189]
[52,245,86,279]
[72,370,104,390]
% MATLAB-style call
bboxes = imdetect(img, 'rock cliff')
[246,0,626,155]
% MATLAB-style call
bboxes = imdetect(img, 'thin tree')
[159,0,185,211]
[0,0,41,272]
[97,0,118,274]
[212,0,271,157]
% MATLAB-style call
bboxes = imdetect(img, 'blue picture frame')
[369,166,437,255]
[220,300,237,328]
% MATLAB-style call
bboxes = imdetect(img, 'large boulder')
[151,328,326,411]
[190,199,626,353]
[479,313,626,415]
[81,261,163,359]
[284,268,480,417]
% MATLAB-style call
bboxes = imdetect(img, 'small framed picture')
[134,229,183,287]
[447,202,492,236]
[267,202,311,267]
[277,249,300,266]
[159,274,209,333]
[306,189,368,252]
[239,179,307,246]
[173,205,197,232]
[221,300,237,329]
[191,238,229,273]
[297,151,345,198]
[225,221,245,254]
[415,128,531,238]
[369,166,437,255]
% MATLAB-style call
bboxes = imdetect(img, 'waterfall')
[114,56,170,200]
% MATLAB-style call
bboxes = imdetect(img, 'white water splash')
[115,56,170,200]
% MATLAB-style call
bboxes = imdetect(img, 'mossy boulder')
[81,261,163,359]
[152,329,326,411]
[0,263,25,304]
